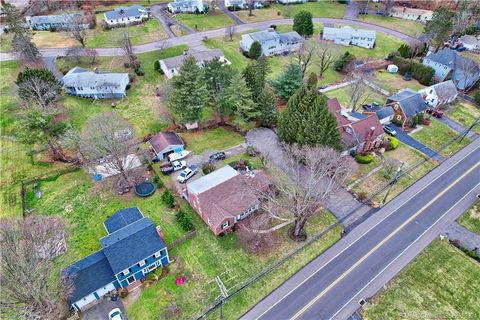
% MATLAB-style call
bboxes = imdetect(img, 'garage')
[74,293,98,311]
[95,282,116,298]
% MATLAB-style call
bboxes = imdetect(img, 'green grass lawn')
[411,119,470,158]
[359,15,425,37]
[458,203,480,235]
[362,239,480,320]
[325,85,387,109]
[179,127,244,154]
[447,101,480,135]
[373,70,425,94]
[174,11,235,32]
[204,32,251,71]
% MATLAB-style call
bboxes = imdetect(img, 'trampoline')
[135,181,156,197]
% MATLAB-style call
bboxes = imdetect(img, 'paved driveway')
[438,115,478,140]
[81,298,126,320]
[390,124,445,162]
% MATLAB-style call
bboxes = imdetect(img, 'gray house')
[62,67,130,100]
[167,0,208,13]
[25,13,90,31]
[422,48,480,91]
[240,29,303,56]
[104,5,149,27]
[322,26,376,49]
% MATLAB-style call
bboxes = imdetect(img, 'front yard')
[458,203,480,235]
[358,15,425,37]
[446,101,480,135]
[174,11,235,31]
[361,239,480,320]
[179,127,244,155]
[372,70,425,94]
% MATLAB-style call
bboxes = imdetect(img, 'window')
[154,250,162,259]
[127,275,135,284]
[121,268,129,276]
[396,115,402,121]
[138,260,146,267]
[221,221,230,229]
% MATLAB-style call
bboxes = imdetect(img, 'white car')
[108,308,125,320]
[177,165,198,183]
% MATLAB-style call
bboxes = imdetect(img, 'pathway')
[343,1,360,20]
[390,124,445,162]
[438,115,478,140]
[218,2,245,25]
[444,221,480,255]
[42,56,63,81]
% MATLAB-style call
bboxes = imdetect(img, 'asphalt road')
[241,138,480,320]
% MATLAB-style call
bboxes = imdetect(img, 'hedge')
[387,136,400,149]
[391,56,435,85]
[355,153,374,164]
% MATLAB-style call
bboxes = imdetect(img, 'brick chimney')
[156,226,166,243]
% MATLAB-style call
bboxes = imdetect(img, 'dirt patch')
[236,213,282,255]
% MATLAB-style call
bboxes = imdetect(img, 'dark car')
[362,104,372,110]
[209,152,226,162]
[426,108,444,118]
[456,46,466,52]
[383,124,397,136]
[403,72,413,81]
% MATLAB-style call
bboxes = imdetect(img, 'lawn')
[204,32,251,71]
[325,85,387,109]
[411,119,470,158]
[179,127,244,154]
[362,239,480,320]
[373,70,425,95]
[447,101,480,135]
[359,15,425,37]
[458,203,480,235]
[174,11,235,32]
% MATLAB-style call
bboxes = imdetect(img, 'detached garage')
[149,131,184,161]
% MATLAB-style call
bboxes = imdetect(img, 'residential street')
[241,138,480,320]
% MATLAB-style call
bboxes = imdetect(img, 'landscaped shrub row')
[355,153,374,164]
[175,209,194,231]
[387,136,399,149]
[391,56,435,85]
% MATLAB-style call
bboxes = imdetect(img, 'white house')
[62,67,130,100]
[277,0,309,4]
[389,6,433,22]
[459,35,480,51]
[240,29,304,56]
[25,13,90,31]
[322,26,376,49]
[104,5,149,27]
[225,0,265,10]
[167,0,208,14]
[418,80,458,108]
[159,49,230,79]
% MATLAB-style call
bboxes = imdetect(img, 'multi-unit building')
[322,26,376,49]
[104,5,149,27]
[240,29,304,56]
[62,67,130,100]
[25,13,90,31]
[418,80,458,108]
[167,0,208,14]
[389,6,433,22]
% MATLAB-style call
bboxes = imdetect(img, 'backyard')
[179,127,244,155]
[325,85,387,109]
[358,15,425,37]
[372,70,425,95]
[446,101,480,135]
[174,11,235,31]
[458,203,480,235]
[361,239,480,320]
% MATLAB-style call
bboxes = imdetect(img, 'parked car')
[362,104,372,110]
[403,72,413,81]
[209,152,226,162]
[383,124,397,136]
[456,46,466,52]
[109,308,125,320]
[426,108,444,118]
[319,85,328,90]
[177,165,198,183]
[160,160,186,175]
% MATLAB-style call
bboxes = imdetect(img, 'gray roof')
[248,29,280,42]
[104,4,146,20]
[100,217,166,274]
[187,165,239,195]
[160,49,225,70]
[279,31,303,43]
[387,88,427,117]
[104,207,144,234]
[424,48,476,69]
[430,80,458,101]
[324,26,376,39]
[374,106,394,120]
[62,67,129,88]
[28,13,82,25]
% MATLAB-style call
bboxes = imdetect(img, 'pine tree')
[293,11,313,37]
[167,56,209,124]
[243,58,271,103]
[257,85,277,127]
[306,72,318,89]
[271,63,303,102]
[248,41,262,60]
[223,74,258,129]
[278,86,342,150]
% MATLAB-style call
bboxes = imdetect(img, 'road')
[241,138,480,320]
[0,17,418,61]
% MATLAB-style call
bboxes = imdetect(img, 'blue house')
[62,208,169,311]
[149,131,185,160]
[25,13,90,31]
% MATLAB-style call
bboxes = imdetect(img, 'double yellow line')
[290,160,480,320]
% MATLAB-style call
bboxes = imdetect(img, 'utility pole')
[382,162,404,205]
[215,276,228,320]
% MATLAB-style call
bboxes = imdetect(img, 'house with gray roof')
[418,80,458,109]
[159,49,230,79]
[240,29,303,56]
[25,13,90,31]
[62,67,130,100]
[386,88,427,127]
[167,0,208,14]
[422,48,480,91]
[62,207,169,311]
[225,0,265,10]
[322,26,376,49]
[277,0,310,4]
[104,4,149,27]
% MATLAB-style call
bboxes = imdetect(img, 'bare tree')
[225,25,236,42]
[65,13,92,47]
[383,0,394,16]
[209,0,218,13]
[408,39,425,58]
[247,0,255,16]
[457,57,479,92]
[0,216,73,320]
[347,71,372,111]
[294,42,316,78]
[121,30,139,69]
[12,33,40,62]
[316,41,339,78]
[256,145,357,241]
[65,46,85,63]
[381,158,401,180]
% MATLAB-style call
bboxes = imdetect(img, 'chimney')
[156,226,166,243]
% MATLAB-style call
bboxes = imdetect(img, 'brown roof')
[149,132,183,153]
[327,98,351,126]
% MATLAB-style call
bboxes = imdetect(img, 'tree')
[121,30,139,69]
[294,42,316,78]
[225,25,235,42]
[222,73,258,129]
[292,10,313,37]
[347,71,372,112]
[65,13,92,47]
[457,58,479,92]
[271,63,303,102]
[12,33,40,62]
[383,0,394,16]
[0,216,73,319]
[243,57,271,102]
[316,41,339,78]
[334,51,354,72]
[424,8,454,52]
[168,56,209,124]
[248,41,262,60]
[453,0,480,36]
[278,85,342,150]
[306,72,318,89]
[3,3,24,34]
[257,84,277,127]
[16,68,61,110]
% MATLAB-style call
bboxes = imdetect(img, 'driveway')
[218,2,245,25]
[343,1,360,20]
[150,4,194,37]
[444,221,480,255]
[81,298,126,320]
[42,56,63,81]
[390,124,445,162]
[438,115,478,140]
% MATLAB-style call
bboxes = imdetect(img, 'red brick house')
[185,166,269,236]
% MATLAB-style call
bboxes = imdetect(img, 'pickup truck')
[160,160,186,175]
[177,165,198,183]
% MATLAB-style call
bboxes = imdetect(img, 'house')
[62,208,169,311]
[240,29,303,56]
[277,0,309,4]
[418,80,458,108]
[167,0,208,14]
[322,26,376,49]
[389,6,433,22]
[422,48,480,91]
[185,166,269,236]
[385,89,427,127]
[25,13,90,31]
[104,5,149,27]
[149,131,185,160]
[459,35,480,51]
[364,105,395,124]
[158,49,230,79]
[62,67,130,100]
[225,0,265,10]
[327,98,384,153]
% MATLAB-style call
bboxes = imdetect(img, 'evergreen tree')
[168,56,209,124]
[271,63,303,102]
[243,57,271,102]
[293,11,313,37]
[425,8,454,52]
[257,85,277,127]
[397,43,411,58]
[222,74,258,129]
[278,86,342,150]
[248,41,262,60]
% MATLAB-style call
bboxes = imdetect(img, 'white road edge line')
[329,181,480,320]
[254,144,479,320]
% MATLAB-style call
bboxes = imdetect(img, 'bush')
[134,66,145,76]
[202,162,216,175]
[154,60,160,71]
[161,189,175,208]
[246,145,258,156]
[391,56,434,85]
[248,41,262,60]
[474,92,480,106]
[354,153,374,164]
[176,209,194,231]
[387,136,399,149]
[153,175,163,189]
[334,51,354,71]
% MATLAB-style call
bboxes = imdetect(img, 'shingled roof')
[160,49,225,70]
[149,131,184,154]
[62,67,129,88]
[104,207,143,234]
[104,5,146,20]
[387,88,427,117]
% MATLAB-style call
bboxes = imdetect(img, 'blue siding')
[157,145,184,159]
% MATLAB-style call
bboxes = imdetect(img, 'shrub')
[134,66,145,76]
[154,60,160,71]
[392,117,403,127]
[246,145,258,156]
[391,56,434,85]
[202,162,216,175]
[161,189,175,208]
[387,136,399,149]
[354,153,374,164]
[334,51,354,71]
[467,249,478,259]
[474,92,480,106]
[248,41,262,60]
[465,24,477,35]
[176,209,194,231]
[153,175,163,189]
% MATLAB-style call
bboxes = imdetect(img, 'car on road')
[209,152,226,162]
[160,160,186,175]
[177,165,198,183]
[426,108,444,118]
[108,308,125,320]
[383,124,397,136]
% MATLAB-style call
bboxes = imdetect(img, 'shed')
[387,64,398,73]
[149,132,184,160]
